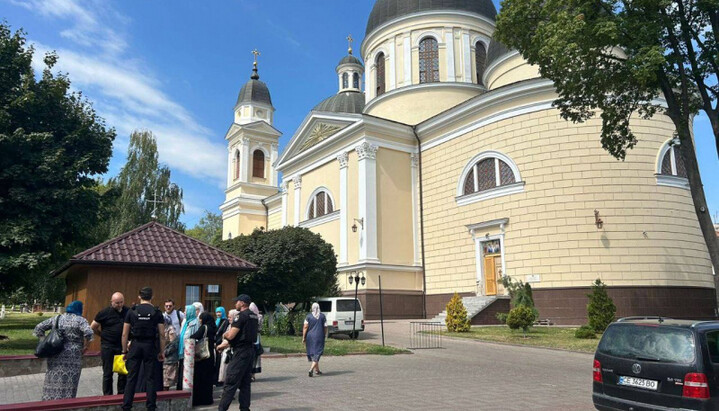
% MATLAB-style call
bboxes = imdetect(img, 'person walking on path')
[189,311,216,406]
[121,287,165,411]
[214,307,229,385]
[91,292,129,395]
[33,300,94,400]
[303,302,327,377]
[163,299,184,335]
[217,294,258,411]
[249,303,263,381]
[176,304,199,390]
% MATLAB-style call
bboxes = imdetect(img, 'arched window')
[659,144,687,178]
[375,52,385,96]
[307,190,335,220]
[252,150,265,178]
[342,72,349,89]
[353,72,360,89]
[457,152,524,205]
[419,37,439,84]
[234,150,240,180]
[475,41,487,85]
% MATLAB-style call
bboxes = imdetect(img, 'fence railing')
[409,321,443,349]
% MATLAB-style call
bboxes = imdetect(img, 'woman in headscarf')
[302,302,327,377]
[193,302,204,315]
[33,300,93,399]
[249,303,263,381]
[216,309,238,385]
[214,307,229,386]
[176,304,199,390]
[189,311,216,405]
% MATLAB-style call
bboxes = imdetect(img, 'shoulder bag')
[35,315,65,358]
[195,325,211,360]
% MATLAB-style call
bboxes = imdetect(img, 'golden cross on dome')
[252,49,260,65]
[346,34,354,54]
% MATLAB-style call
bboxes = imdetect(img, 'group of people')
[32,288,328,411]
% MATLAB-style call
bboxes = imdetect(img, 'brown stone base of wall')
[425,292,474,319]
[471,298,511,325]
[342,290,424,320]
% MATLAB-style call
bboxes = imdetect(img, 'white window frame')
[656,140,689,189]
[304,187,337,221]
[456,151,524,206]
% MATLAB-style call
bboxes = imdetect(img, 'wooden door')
[484,257,497,296]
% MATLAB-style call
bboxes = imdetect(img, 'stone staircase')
[429,295,499,324]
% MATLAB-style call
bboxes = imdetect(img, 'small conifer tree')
[587,279,616,333]
[445,292,471,332]
[506,306,535,337]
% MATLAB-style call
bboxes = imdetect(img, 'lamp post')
[348,271,365,339]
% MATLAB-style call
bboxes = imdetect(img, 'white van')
[314,297,364,338]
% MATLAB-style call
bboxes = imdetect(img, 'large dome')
[366,0,498,35]
[313,91,365,114]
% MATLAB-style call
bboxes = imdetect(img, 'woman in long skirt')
[216,309,238,385]
[176,304,198,390]
[33,300,93,400]
[189,312,216,406]
[214,307,229,386]
[249,303,263,381]
[302,303,327,377]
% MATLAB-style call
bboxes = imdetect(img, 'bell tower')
[220,51,281,239]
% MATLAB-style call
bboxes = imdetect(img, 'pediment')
[225,120,282,141]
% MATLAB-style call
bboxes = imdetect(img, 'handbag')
[35,315,64,358]
[195,326,210,360]
[113,354,128,375]
[254,335,263,357]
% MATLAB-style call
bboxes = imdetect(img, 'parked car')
[314,297,364,338]
[593,317,719,410]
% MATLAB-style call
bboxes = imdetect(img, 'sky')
[1,0,717,227]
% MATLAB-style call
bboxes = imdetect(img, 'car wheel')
[351,331,359,339]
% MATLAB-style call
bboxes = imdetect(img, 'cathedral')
[220,0,715,323]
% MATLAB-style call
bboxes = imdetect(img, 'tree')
[0,24,115,293]
[495,0,719,282]
[501,276,539,321]
[587,279,617,333]
[507,305,536,337]
[185,211,223,246]
[108,130,184,236]
[216,226,339,311]
[445,292,471,332]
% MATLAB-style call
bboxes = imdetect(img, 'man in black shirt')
[121,287,165,411]
[217,294,258,411]
[91,292,129,395]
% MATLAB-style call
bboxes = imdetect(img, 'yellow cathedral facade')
[221,0,715,323]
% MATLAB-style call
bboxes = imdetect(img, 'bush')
[575,325,596,339]
[587,279,616,333]
[506,306,535,337]
[271,313,291,336]
[445,292,471,332]
[501,276,539,321]
[495,312,508,324]
[36,311,43,316]
[289,312,307,336]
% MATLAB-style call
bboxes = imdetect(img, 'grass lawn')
[0,312,48,355]
[444,326,601,353]
[0,313,407,356]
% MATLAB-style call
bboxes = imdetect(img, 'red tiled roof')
[54,222,255,275]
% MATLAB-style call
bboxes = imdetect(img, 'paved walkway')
[0,321,594,410]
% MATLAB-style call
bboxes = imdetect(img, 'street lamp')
[348,271,365,339]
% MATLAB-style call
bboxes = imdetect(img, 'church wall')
[421,109,713,300]
[222,214,240,240]
[377,148,415,266]
[485,53,542,90]
[308,219,340,263]
[267,210,282,230]
[238,213,266,236]
[299,161,340,223]
[366,86,480,125]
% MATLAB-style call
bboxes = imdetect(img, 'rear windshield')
[317,301,332,313]
[598,324,696,364]
[336,299,361,312]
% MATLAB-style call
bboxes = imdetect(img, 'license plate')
[345,321,355,325]
[618,376,658,391]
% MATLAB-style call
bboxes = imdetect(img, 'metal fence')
[409,321,443,349]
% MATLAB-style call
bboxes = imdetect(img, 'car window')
[598,324,696,364]
[317,301,332,313]
[705,331,719,363]
[336,299,361,312]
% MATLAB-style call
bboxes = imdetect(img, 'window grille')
[476,42,487,85]
[419,38,439,83]
[376,53,386,96]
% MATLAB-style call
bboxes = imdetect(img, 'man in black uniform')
[217,294,258,411]
[91,291,129,395]
[121,287,165,411]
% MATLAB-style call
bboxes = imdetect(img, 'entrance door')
[484,257,497,296]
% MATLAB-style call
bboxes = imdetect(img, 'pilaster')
[293,175,302,226]
[240,137,250,182]
[410,153,421,265]
[338,152,349,266]
[356,142,379,263]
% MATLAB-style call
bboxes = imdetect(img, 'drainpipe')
[261,198,268,230]
[412,126,428,319]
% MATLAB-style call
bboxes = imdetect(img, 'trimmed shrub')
[495,312,508,324]
[575,325,596,339]
[445,292,471,332]
[587,279,616,333]
[506,306,535,337]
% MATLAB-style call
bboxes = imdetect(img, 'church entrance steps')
[428,295,506,325]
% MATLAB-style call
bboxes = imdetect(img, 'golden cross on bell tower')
[252,49,261,66]
[346,34,354,55]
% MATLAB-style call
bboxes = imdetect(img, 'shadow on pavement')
[256,375,297,383]
[254,391,285,399]
[315,370,354,377]
[270,408,314,411]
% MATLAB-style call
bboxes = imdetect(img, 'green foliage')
[289,312,308,336]
[587,279,616,333]
[575,325,597,339]
[107,130,185,236]
[0,23,115,293]
[185,211,223,246]
[495,312,508,324]
[445,292,471,332]
[216,226,338,309]
[501,276,539,321]
[506,306,535,336]
[271,313,290,336]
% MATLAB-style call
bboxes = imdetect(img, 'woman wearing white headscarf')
[249,303,263,381]
[302,302,327,377]
[216,309,238,385]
